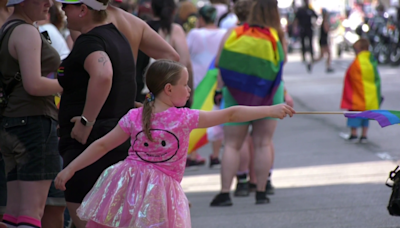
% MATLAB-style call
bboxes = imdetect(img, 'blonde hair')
[142,60,185,141]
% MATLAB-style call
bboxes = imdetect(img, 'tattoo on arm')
[98,52,109,66]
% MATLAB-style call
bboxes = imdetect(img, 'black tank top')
[58,23,136,136]
[320,21,328,40]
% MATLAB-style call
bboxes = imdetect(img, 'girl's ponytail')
[142,93,155,141]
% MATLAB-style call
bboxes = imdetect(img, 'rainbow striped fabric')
[188,59,218,153]
[345,110,400,128]
[218,23,284,106]
[341,51,382,111]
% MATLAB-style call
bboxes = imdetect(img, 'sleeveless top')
[0,20,60,120]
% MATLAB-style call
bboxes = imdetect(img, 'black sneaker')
[210,193,233,207]
[234,182,250,197]
[307,63,312,72]
[209,155,221,169]
[265,180,275,195]
[326,68,334,73]
[185,158,203,171]
[249,182,257,193]
[255,191,270,205]
[359,136,368,144]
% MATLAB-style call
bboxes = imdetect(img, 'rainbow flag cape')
[341,51,382,111]
[345,110,400,128]
[188,59,218,153]
[218,23,284,106]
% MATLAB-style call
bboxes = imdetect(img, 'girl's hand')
[54,168,75,191]
[270,104,295,119]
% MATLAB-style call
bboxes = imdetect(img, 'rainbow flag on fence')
[188,59,218,153]
[218,23,284,106]
[341,51,382,111]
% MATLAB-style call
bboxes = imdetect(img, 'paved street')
[182,50,400,228]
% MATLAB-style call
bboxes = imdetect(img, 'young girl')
[54,59,295,228]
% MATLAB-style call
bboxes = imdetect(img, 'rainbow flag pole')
[188,59,218,154]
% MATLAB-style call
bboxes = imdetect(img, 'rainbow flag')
[55,96,60,109]
[218,23,284,106]
[188,59,218,153]
[341,51,382,111]
[345,110,400,128]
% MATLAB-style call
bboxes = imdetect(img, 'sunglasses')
[61,3,83,9]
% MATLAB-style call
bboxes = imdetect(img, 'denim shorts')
[0,116,61,181]
[0,116,66,206]
[347,118,370,128]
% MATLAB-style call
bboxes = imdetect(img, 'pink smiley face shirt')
[118,107,200,182]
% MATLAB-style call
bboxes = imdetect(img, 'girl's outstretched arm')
[197,104,295,129]
[54,125,130,190]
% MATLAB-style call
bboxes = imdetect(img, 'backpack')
[387,166,400,216]
[0,19,26,117]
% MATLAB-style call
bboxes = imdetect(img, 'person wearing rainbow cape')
[340,38,382,143]
[210,0,287,206]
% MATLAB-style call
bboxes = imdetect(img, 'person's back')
[188,28,226,88]
[105,6,146,59]
[341,38,381,111]
[295,5,317,31]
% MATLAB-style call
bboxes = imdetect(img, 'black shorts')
[319,38,328,46]
[0,116,61,181]
[59,118,129,203]
[0,116,66,208]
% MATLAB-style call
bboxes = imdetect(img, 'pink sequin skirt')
[76,160,191,228]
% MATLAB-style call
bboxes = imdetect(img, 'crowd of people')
[0,0,381,227]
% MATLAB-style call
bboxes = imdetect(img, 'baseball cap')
[6,0,25,7]
[56,0,108,11]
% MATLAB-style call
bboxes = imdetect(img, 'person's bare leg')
[42,205,65,228]
[314,47,324,63]
[66,202,86,228]
[238,137,250,173]
[220,125,249,192]
[248,135,257,185]
[251,119,277,192]
[361,127,368,137]
[326,46,332,69]
[211,140,222,159]
[189,150,198,160]
[17,180,52,228]
[351,127,357,136]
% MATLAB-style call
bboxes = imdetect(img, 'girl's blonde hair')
[142,60,185,141]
